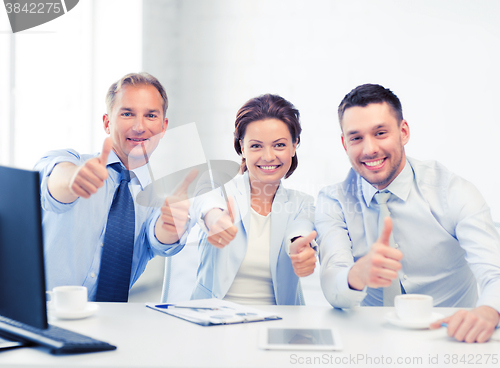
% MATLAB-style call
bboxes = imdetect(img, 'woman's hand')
[155,169,198,244]
[290,231,317,277]
[205,197,238,248]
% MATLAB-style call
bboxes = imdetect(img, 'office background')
[1,0,499,302]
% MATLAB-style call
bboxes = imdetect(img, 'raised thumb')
[99,137,113,165]
[378,217,393,246]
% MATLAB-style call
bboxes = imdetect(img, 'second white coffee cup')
[394,294,433,322]
[48,286,88,312]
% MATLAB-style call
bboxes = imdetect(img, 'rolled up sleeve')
[34,149,84,214]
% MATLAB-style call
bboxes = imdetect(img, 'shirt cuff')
[197,209,220,234]
[147,209,187,256]
[337,266,367,303]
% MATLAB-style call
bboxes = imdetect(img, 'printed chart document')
[146,299,282,326]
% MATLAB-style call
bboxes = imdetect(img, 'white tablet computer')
[259,328,342,351]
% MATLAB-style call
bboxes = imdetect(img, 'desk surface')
[0,304,499,368]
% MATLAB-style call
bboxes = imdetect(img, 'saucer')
[384,311,443,329]
[48,303,100,320]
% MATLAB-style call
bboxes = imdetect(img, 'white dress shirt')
[316,158,500,310]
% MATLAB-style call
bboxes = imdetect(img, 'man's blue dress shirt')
[35,149,184,301]
[316,158,500,311]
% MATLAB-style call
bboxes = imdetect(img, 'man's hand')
[348,217,403,290]
[430,306,500,343]
[205,197,237,249]
[48,138,112,203]
[290,231,317,277]
[155,169,198,244]
[69,137,112,199]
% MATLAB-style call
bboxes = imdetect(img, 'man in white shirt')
[316,83,500,343]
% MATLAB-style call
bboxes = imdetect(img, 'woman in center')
[191,94,317,305]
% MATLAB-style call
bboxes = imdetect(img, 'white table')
[0,304,499,368]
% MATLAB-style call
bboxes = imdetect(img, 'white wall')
[1,1,92,166]
[143,0,500,220]
[0,0,143,168]
[0,20,12,165]
[3,1,499,216]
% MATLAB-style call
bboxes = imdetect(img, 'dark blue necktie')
[95,163,135,302]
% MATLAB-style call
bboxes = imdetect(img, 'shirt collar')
[362,159,413,207]
[106,150,152,190]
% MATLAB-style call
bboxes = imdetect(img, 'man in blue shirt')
[35,72,194,301]
[316,84,500,343]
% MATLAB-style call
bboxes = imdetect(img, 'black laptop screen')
[0,165,48,329]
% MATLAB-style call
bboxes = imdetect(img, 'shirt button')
[91,272,96,278]
[403,275,408,280]
[101,243,104,247]
[395,243,399,249]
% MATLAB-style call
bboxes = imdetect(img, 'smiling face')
[341,102,409,190]
[240,118,297,192]
[103,84,168,169]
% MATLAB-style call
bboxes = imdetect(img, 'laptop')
[0,165,116,354]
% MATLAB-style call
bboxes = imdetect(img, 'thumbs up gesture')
[155,169,198,244]
[48,137,113,203]
[290,231,317,277]
[67,137,113,199]
[205,196,238,249]
[347,217,403,290]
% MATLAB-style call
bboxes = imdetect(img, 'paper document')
[0,336,25,350]
[146,299,282,326]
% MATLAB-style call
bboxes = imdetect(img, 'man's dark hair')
[338,84,403,129]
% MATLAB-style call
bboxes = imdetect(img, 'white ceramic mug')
[47,286,88,312]
[394,294,433,322]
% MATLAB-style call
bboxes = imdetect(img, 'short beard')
[362,153,403,189]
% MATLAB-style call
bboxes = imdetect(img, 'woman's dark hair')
[234,94,301,179]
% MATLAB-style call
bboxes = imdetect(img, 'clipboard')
[146,299,281,326]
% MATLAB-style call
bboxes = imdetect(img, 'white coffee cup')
[47,286,88,312]
[394,294,433,322]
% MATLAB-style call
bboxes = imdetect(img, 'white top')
[224,207,276,305]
